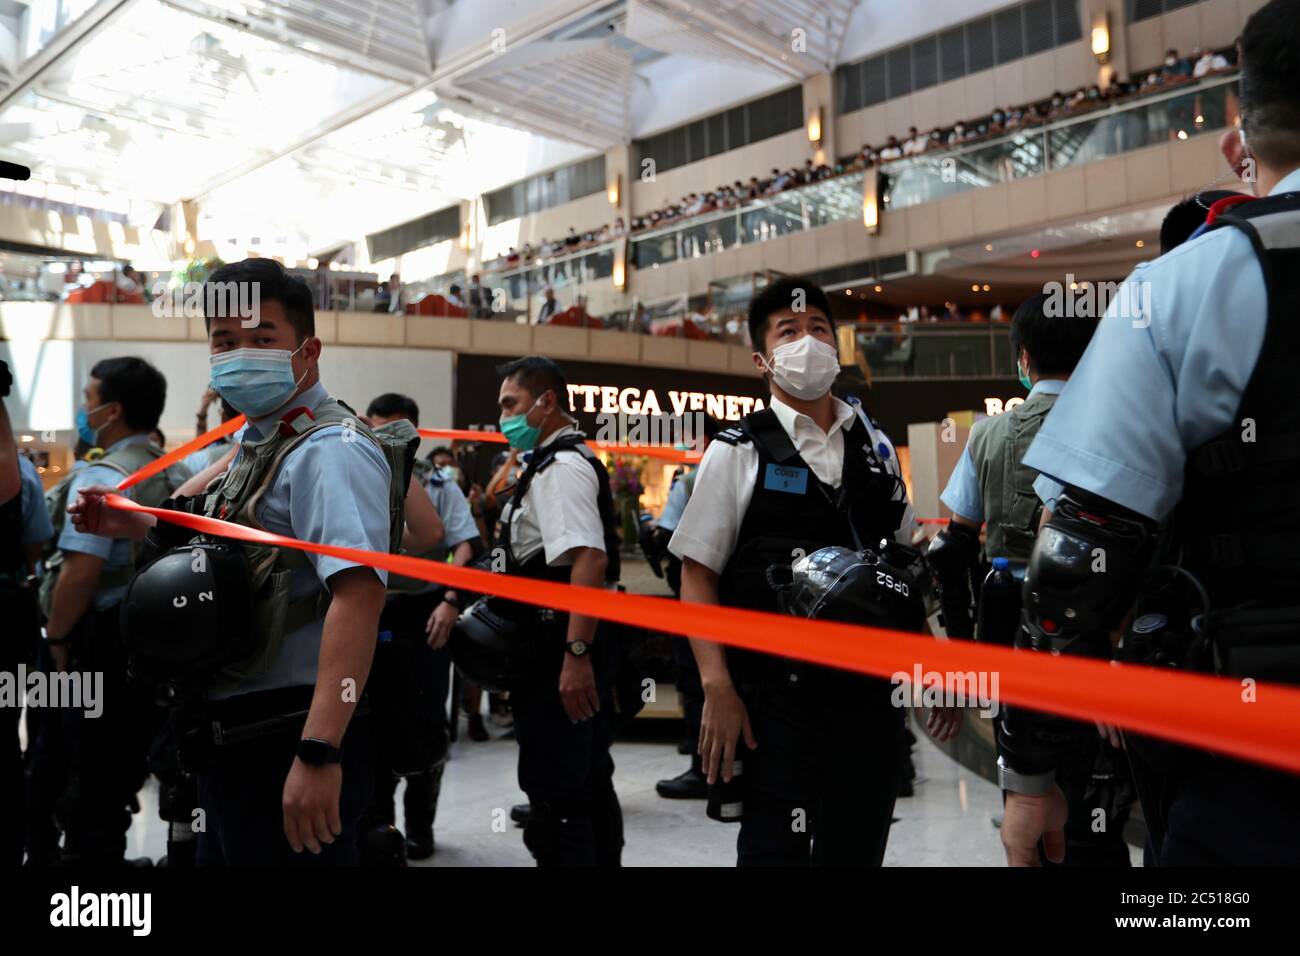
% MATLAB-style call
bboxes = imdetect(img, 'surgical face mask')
[499,393,547,451]
[1018,360,1033,391]
[76,402,111,447]
[209,341,308,418]
[761,334,841,400]
[439,465,462,483]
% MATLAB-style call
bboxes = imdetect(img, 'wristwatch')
[442,592,461,611]
[565,639,590,657]
[996,756,1055,796]
[297,737,343,767]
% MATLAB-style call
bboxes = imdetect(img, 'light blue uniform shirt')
[180,423,246,477]
[57,433,152,610]
[1027,169,1300,521]
[424,472,479,551]
[940,379,1067,523]
[656,471,691,532]
[213,381,391,698]
[19,455,54,546]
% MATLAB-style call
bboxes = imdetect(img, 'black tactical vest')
[716,405,906,681]
[1177,192,1300,679]
[503,432,622,585]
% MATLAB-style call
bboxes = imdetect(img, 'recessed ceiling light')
[1135,239,1145,248]
[982,284,991,292]
[971,284,980,292]
[984,244,993,252]
[874,285,883,293]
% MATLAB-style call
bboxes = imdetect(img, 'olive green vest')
[40,441,189,617]
[199,400,416,693]
[965,388,1059,563]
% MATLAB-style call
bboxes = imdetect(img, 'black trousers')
[735,665,904,867]
[365,590,451,834]
[1050,734,1133,867]
[24,605,159,866]
[512,631,623,867]
[1131,740,1300,866]
[195,704,375,867]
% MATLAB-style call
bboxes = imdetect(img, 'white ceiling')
[0,0,888,254]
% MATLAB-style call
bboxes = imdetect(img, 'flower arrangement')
[609,458,644,499]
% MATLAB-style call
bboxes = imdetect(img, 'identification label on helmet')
[763,464,808,495]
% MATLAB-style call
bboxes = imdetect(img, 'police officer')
[74,259,395,865]
[491,355,624,866]
[33,356,185,865]
[1,361,54,865]
[931,294,1132,866]
[999,0,1300,867]
[362,392,484,861]
[668,277,957,866]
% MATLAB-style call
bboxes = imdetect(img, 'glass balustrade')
[630,171,868,269]
[881,75,1239,211]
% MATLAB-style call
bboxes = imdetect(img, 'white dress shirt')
[668,395,916,574]
[501,424,607,567]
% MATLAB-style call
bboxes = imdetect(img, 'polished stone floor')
[117,711,1086,867]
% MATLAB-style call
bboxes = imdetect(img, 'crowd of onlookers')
[850,46,1234,169]
[481,46,1236,275]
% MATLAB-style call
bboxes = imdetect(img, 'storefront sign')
[566,384,765,421]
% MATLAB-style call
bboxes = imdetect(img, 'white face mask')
[761,335,841,400]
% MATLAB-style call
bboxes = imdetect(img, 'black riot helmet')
[120,540,256,702]
[777,539,930,632]
[449,596,539,694]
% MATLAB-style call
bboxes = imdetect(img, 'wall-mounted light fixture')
[862,172,880,235]
[807,106,823,145]
[607,173,622,207]
[1091,15,1111,65]
[612,240,628,290]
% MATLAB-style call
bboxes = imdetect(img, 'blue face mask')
[209,343,307,418]
[76,403,110,447]
[499,394,546,451]
[1018,361,1033,391]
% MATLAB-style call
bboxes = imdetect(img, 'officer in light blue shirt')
[940,379,1066,526]
[999,0,1300,869]
[217,378,391,698]
[58,434,152,611]
[18,454,54,551]
[656,470,690,533]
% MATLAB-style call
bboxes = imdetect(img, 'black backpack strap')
[740,407,799,463]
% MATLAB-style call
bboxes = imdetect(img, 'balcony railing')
[880,74,1239,211]
[629,172,866,270]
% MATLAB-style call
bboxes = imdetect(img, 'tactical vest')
[198,399,416,691]
[965,388,1058,563]
[1177,192,1300,680]
[502,432,621,585]
[39,441,187,617]
[387,461,451,593]
[716,404,907,680]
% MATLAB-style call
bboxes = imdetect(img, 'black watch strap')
[297,737,343,767]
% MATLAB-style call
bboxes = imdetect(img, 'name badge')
[764,463,808,494]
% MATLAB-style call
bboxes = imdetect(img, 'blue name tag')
[764,463,808,494]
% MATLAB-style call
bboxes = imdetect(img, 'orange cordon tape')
[104,422,1300,775]
[118,415,247,491]
[417,427,694,464]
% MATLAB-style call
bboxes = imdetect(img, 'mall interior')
[0,0,1292,876]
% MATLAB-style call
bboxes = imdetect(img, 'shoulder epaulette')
[714,426,750,446]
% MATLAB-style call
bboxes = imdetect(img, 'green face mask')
[1018,364,1032,391]
[500,394,546,450]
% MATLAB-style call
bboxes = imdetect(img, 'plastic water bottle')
[976,557,1022,646]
